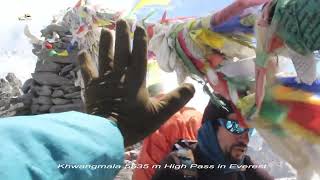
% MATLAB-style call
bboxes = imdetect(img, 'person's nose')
[238,132,249,145]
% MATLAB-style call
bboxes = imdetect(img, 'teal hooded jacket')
[0,111,124,180]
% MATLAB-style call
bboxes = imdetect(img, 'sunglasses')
[217,118,254,136]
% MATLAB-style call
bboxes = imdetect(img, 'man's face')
[216,114,249,163]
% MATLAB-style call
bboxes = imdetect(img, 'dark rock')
[72,98,83,104]
[38,104,52,112]
[32,48,41,56]
[52,98,71,105]
[6,73,22,88]
[0,78,11,94]
[32,97,39,104]
[0,102,9,110]
[52,89,64,98]
[69,71,76,79]
[35,60,61,73]
[32,43,42,50]
[34,85,52,96]
[34,96,52,105]
[49,103,84,113]
[32,72,73,86]
[61,36,72,42]
[0,111,16,117]
[60,64,74,76]
[0,91,11,98]
[21,78,34,94]
[33,49,48,60]
[59,85,81,93]
[41,24,69,37]
[0,100,9,108]
[0,77,18,107]
[15,108,31,116]
[0,103,25,117]
[0,92,11,99]
[64,74,74,80]
[18,93,33,105]
[0,102,10,110]
[64,91,81,99]
[53,42,66,49]
[9,97,21,104]
[31,104,40,114]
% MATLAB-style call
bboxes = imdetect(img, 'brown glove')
[78,20,195,147]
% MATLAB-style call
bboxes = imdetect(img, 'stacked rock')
[21,24,84,115]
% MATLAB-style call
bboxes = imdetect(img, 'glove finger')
[154,83,195,121]
[119,83,195,146]
[128,25,147,88]
[86,85,125,100]
[98,28,114,76]
[78,51,98,86]
[88,97,122,109]
[114,20,130,74]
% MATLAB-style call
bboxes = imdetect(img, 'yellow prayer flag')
[57,50,69,57]
[190,29,225,50]
[272,85,320,106]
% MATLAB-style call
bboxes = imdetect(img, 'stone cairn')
[25,24,84,115]
[0,24,85,117]
[1,0,122,118]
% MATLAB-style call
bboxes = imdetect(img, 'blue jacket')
[0,111,124,180]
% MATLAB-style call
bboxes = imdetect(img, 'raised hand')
[78,20,195,147]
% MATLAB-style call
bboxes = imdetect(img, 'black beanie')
[201,94,234,126]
